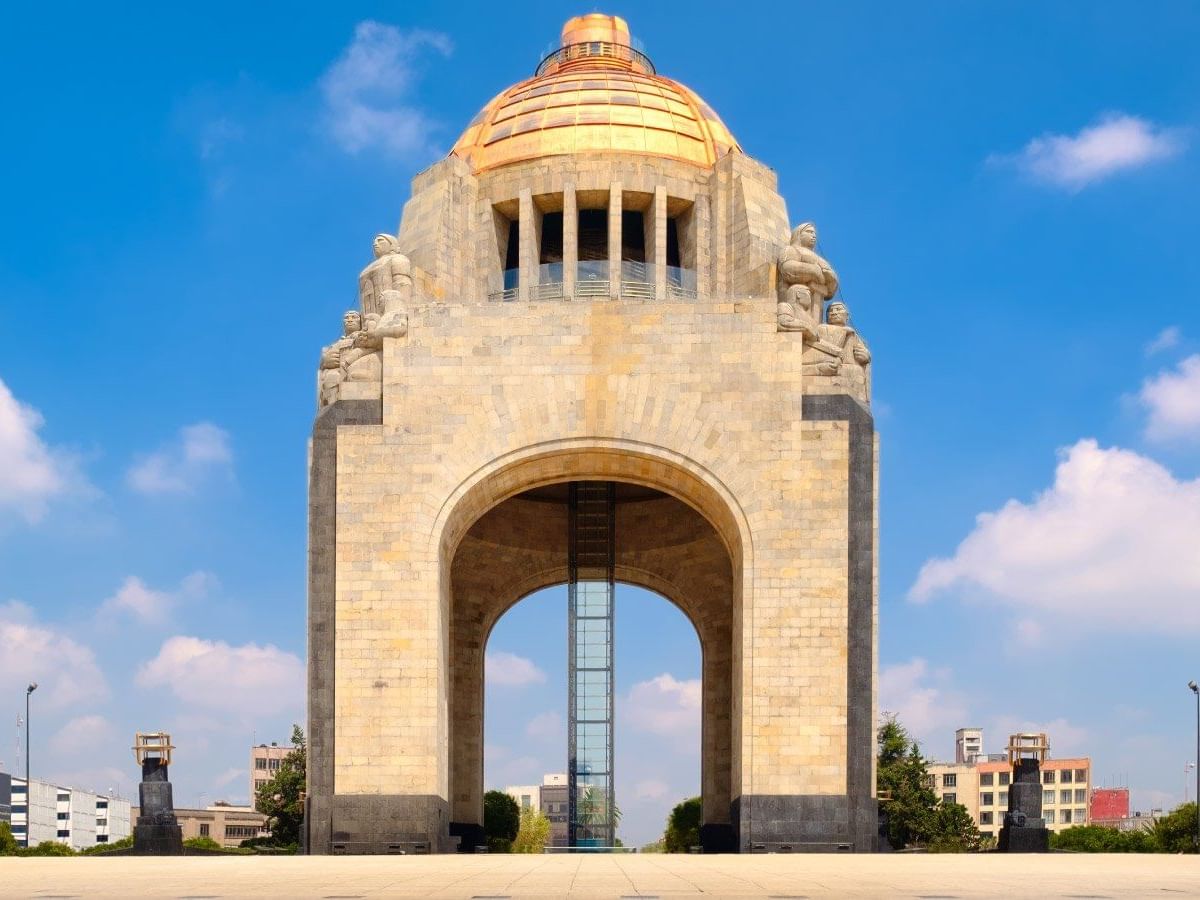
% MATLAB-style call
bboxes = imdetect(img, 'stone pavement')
[1,853,1197,898]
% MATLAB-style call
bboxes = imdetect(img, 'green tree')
[663,796,702,852]
[483,790,520,852]
[0,821,18,855]
[927,802,983,852]
[1152,802,1199,853]
[254,724,306,847]
[511,806,551,853]
[876,716,937,849]
[640,838,666,853]
[1050,824,1156,853]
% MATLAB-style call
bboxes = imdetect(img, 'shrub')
[0,822,18,856]
[19,841,76,857]
[183,836,223,851]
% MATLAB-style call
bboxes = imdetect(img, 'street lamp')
[25,683,37,787]
[1189,680,1199,851]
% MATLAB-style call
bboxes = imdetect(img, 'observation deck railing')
[535,41,655,77]
[488,263,697,302]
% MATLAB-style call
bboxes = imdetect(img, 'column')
[518,188,534,302]
[563,184,577,300]
[653,185,667,301]
[608,183,622,299]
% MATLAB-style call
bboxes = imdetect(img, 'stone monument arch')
[307,13,878,854]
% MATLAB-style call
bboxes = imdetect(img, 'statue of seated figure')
[318,310,364,407]
[777,222,839,338]
[816,301,870,368]
[359,233,412,317]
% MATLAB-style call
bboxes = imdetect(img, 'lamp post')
[25,683,37,788]
[1189,681,1199,851]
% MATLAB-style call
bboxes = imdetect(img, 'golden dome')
[451,15,741,174]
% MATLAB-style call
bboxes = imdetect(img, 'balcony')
[488,262,696,302]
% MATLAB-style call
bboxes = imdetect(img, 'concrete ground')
[1,853,1196,899]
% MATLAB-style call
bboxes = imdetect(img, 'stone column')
[653,185,668,301]
[518,188,535,302]
[608,183,622,299]
[694,196,712,299]
[563,184,577,300]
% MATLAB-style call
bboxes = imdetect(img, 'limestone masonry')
[307,13,878,853]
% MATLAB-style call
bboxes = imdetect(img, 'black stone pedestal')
[133,759,183,855]
[998,759,1049,853]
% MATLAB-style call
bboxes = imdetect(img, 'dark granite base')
[133,822,183,855]
[733,794,877,852]
[323,793,450,854]
[699,823,737,853]
[998,826,1049,852]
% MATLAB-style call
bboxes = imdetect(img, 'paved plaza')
[2,854,1197,898]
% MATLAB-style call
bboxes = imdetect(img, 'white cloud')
[485,651,545,687]
[213,767,244,788]
[623,674,700,737]
[320,21,451,158]
[0,377,82,521]
[996,113,1183,190]
[1139,354,1200,442]
[1145,326,1181,356]
[879,658,968,754]
[136,636,303,717]
[525,711,563,740]
[50,715,114,757]
[0,601,108,708]
[126,422,232,495]
[97,571,216,626]
[911,439,1200,631]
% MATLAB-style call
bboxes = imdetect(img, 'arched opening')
[439,449,746,852]
[483,582,702,848]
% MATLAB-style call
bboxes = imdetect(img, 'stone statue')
[777,222,839,337]
[359,233,412,316]
[816,301,871,369]
[318,310,364,407]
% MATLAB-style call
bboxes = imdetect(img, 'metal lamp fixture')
[25,683,37,787]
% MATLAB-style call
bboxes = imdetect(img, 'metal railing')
[487,264,698,301]
[535,41,655,77]
[666,265,698,300]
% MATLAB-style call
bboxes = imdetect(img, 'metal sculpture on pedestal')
[998,733,1050,853]
[133,731,183,854]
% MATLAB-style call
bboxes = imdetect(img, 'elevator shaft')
[567,481,615,847]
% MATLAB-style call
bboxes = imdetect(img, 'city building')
[926,730,1091,840]
[307,9,878,855]
[502,774,570,847]
[138,803,269,849]
[249,743,289,803]
[5,775,131,850]
[1090,787,1131,826]
[955,728,983,764]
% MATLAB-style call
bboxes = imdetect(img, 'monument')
[307,13,878,854]
[998,733,1051,852]
[132,731,183,855]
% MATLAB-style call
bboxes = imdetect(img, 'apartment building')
[249,743,290,803]
[138,803,269,849]
[503,773,570,847]
[5,775,131,850]
[926,730,1091,840]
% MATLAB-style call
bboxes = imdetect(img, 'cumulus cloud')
[1138,354,1200,442]
[486,651,545,687]
[994,113,1183,190]
[136,636,303,717]
[320,21,451,158]
[1144,326,1181,356]
[911,440,1200,631]
[0,601,108,708]
[97,571,216,626]
[49,715,115,757]
[126,422,232,495]
[990,716,1088,758]
[879,658,968,752]
[0,377,83,521]
[623,674,700,737]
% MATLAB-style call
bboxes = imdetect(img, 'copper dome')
[451,15,741,174]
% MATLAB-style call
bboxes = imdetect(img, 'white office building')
[8,776,131,850]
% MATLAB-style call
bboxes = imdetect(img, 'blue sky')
[2,2,1199,847]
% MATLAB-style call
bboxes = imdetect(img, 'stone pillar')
[518,188,535,302]
[563,183,577,300]
[694,195,712,299]
[653,185,667,301]
[608,183,622,299]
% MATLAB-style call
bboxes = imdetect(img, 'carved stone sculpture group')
[776,222,871,395]
[318,234,411,407]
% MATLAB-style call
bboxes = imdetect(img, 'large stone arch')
[434,441,750,846]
